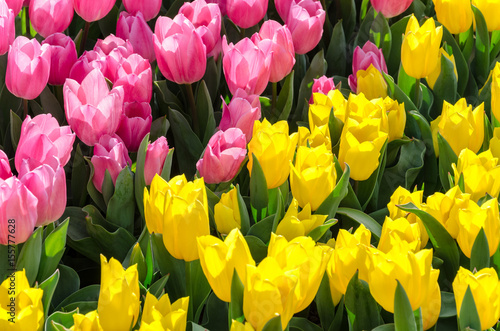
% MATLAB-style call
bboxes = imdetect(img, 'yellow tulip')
[431,98,484,157]
[433,0,473,34]
[384,97,406,142]
[309,89,347,129]
[472,0,500,31]
[197,228,255,302]
[276,199,328,240]
[421,273,441,330]
[490,127,500,158]
[491,62,500,122]
[0,269,44,331]
[401,15,443,79]
[356,64,388,100]
[230,320,256,331]
[345,93,389,132]
[71,311,103,331]
[377,216,422,253]
[426,48,458,90]
[247,119,298,189]
[214,186,241,235]
[297,125,332,150]
[97,255,140,331]
[453,267,500,330]
[139,292,189,331]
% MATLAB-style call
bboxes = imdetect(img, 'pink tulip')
[42,33,78,86]
[274,0,294,22]
[19,159,66,227]
[6,36,51,100]
[287,0,325,54]
[91,135,131,192]
[5,0,22,15]
[94,34,134,57]
[0,177,37,245]
[114,53,152,103]
[64,68,124,146]
[309,75,335,103]
[219,88,261,142]
[122,0,161,21]
[206,0,226,16]
[222,36,271,95]
[144,136,169,185]
[179,0,222,58]
[370,0,413,18]
[15,114,75,172]
[115,101,152,152]
[348,41,388,93]
[0,150,12,180]
[196,128,247,184]
[251,20,295,83]
[116,11,155,63]
[225,0,268,29]
[153,14,207,84]
[73,0,116,22]
[29,0,74,38]
[68,50,107,84]
[0,1,15,55]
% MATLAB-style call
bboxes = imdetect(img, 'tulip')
[401,15,443,79]
[355,65,388,99]
[219,89,261,143]
[0,1,14,56]
[251,20,295,83]
[5,0,22,15]
[91,135,132,192]
[431,98,484,157]
[0,270,44,330]
[454,267,500,330]
[309,75,335,104]
[297,125,331,149]
[94,35,134,57]
[384,97,406,142]
[143,175,210,261]
[276,199,327,240]
[309,89,347,128]
[29,0,74,38]
[0,177,37,245]
[144,137,169,186]
[275,0,294,22]
[214,186,242,235]
[0,150,11,180]
[73,0,116,22]
[286,0,325,54]
[377,216,422,253]
[222,36,271,95]
[42,33,78,86]
[6,36,51,100]
[116,12,155,63]
[433,0,472,34]
[472,0,500,31]
[225,0,267,29]
[491,62,500,122]
[122,0,161,21]
[247,119,298,189]
[197,229,255,302]
[421,273,441,330]
[71,310,103,331]
[345,93,389,131]
[370,0,413,18]
[115,102,152,152]
[64,68,124,146]
[114,53,152,103]
[348,41,388,93]
[97,255,140,331]
[490,127,500,158]
[139,293,189,330]
[230,320,256,331]
[68,50,107,84]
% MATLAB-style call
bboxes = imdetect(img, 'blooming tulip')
[144,137,169,186]
[94,35,134,57]
[433,0,472,34]
[29,0,74,38]
[377,216,422,253]
[0,150,11,180]
[491,62,500,122]
[348,41,388,93]
[73,0,116,22]
[140,293,189,330]
[5,0,22,15]
[42,33,78,86]
[68,50,107,84]
[122,0,161,21]
[6,36,51,100]
[355,65,388,99]
[114,53,152,103]
[276,199,327,240]
[309,75,334,103]
[0,1,14,56]
[225,0,267,29]
[490,127,500,158]
[214,187,242,235]
[71,311,103,331]
[309,89,347,128]
[115,102,152,152]
[219,89,261,142]
[286,0,325,54]
[275,0,293,21]
[384,97,406,142]
[370,0,413,18]
[345,92,389,131]
[116,12,155,63]
[472,0,500,31]
[297,125,331,149]
[230,320,255,331]
[64,68,124,146]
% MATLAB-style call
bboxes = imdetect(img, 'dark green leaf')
[315,164,350,220]
[9,110,21,150]
[106,167,135,234]
[196,80,216,145]
[37,219,69,282]
[17,227,42,285]
[289,317,323,331]
[245,235,268,263]
[134,134,149,220]
[54,285,100,312]
[471,6,490,87]
[277,71,295,121]
[45,309,79,331]
[470,227,490,271]
[439,292,457,318]
[71,144,89,207]
[262,315,283,331]
[249,153,269,213]
[458,286,481,331]
[230,270,244,323]
[326,21,346,77]
[437,133,458,191]
[336,207,382,239]
[394,281,417,331]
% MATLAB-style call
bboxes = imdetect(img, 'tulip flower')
[431,98,484,157]
[5,0,22,15]
[355,65,388,99]
[219,89,261,142]
[64,68,124,146]
[116,12,155,63]
[433,0,472,34]
[68,50,107,84]
[42,33,78,86]
[0,1,14,56]
[345,92,389,131]
[370,0,413,18]
[143,175,210,261]
[196,128,247,184]
[122,0,161,21]
[114,53,152,103]
[140,293,189,330]
[0,150,12,180]
[29,0,74,38]
[247,119,298,189]
[197,229,255,302]
[401,15,443,79]
[472,0,500,31]
[348,41,388,93]
[276,199,327,240]
[73,0,116,22]
[453,267,500,330]
[0,177,37,245]
[154,14,207,84]
[490,127,500,158]
[225,0,268,29]
[15,114,75,172]
[97,255,140,331]
[275,0,294,22]
[377,216,422,253]
[214,187,242,235]
[0,270,44,330]
[230,320,256,331]
[71,310,103,331]
[115,102,152,152]
[309,89,348,128]
[297,126,331,150]
[94,35,134,57]
[144,137,169,186]
[6,36,51,100]
[222,36,271,95]
[309,75,335,103]
[384,97,406,142]
[421,274,441,330]
[491,62,500,122]
[286,0,325,54]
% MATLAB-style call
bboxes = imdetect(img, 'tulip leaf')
[429,51,458,120]
[196,80,216,145]
[236,184,251,235]
[262,315,283,331]
[85,157,107,212]
[9,110,21,151]
[249,153,269,219]
[315,274,336,331]
[437,132,458,191]
[202,56,222,103]
[277,71,295,122]
[50,264,80,311]
[354,6,375,51]
[458,286,481,331]
[204,292,229,331]
[230,270,245,324]
[336,207,382,239]
[471,6,490,87]
[394,281,418,331]
[150,115,170,142]
[330,296,345,331]
[383,72,418,112]
[39,269,60,319]
[289,317,323,331]
[470,228,490,271]
[16,227,42,286]
[154,80,183,116]
[247,215,274,244]
[419,84,434,120]
[357,140,388,210]
[441,30,469,97]
[101,169,114,205]
[370,12,392,62]
[64,207,101,263]
[371,325,395,331]
[308,218,338,242]
[37,218,68,282]
[387,16,411,77]
[315,163,350,220]
[148,274,170,299]
[339,0,356,39]
[39,86,65,124]
[245,235,268,264]
[61,301,98,316]
[397,65,417,105]
[134,133,149,220]
[45,309,79,331]
[440,292,457,318]
[71,144,89,207]
[128,243,147,285]
[186,260,211,323]
[106,167,135,234]
[54,284,100,312]
[326,21,346,77]
[0,85,21,140]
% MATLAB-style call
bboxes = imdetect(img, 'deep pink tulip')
[73,0,116,22]
[251,20,295,83]
[179,0,222,58]
[0,150,12,180]
[287,0,325,54]
[348,41,388,93]
[29,0,74,38]
[5,0,22,15]
[0,1,15,55]
[15,114,75,172]
[115,101,152,152]
[114,53,152,103]
[153,14,207,84]
[222,36,271,95]
[370,0,413,18]
[94,34,134,57]
[219,88,261,142]
[122,0,161,21]
[42,33,78,86]
[6,36,51,100]
[206,0,226,16]
[64,68,124,146]
[196,128,247,184]
[144,136,169,185]
[0,176,37,245]
[116,11,155,63]
[226,0,268,29]
[68,50,107,84]
[275,0,294,22]
[19,159,66,227]
[91,135,131,192]
[309,75,335,103]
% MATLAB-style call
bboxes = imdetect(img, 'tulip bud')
[384,97,406,142]
[122,0,161,21]
[116,12,155,63]
[219,89,261,143]
[5,0,22,15]
[94,35,134,57]
[0,150,12,180]
[297,125,331,150]
[370,0,413,18]
[140,293,189,330]
[114,53,153,103]
[348,41,388,93]
[433,0,473,34]
[377,216,422,253]
[74,0,116,22]
[214,186,242,235]
[115,102,152,152]
[0,1,14,55]
[29,0,74,38]
[225,0,268,29]
[71,310,103,331]
[286,0,325,54]
[309,75,335,104]
[309,89,347,128]
[144,137,169,186]
[355,65,388,99]
[276,199,327,241]
[68,50,107,84]
[42,33,78,86]
[472,0,500,31]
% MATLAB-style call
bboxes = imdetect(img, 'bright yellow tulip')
[230,320,256,331]
[309,89,348,129]
[433,0,473,34]
[421,274,441,330]
[426,48,458,90]
[491,62,500,122]
[214,186,241,235]
[297,125,332,150]
[139,292,189,331]
[490,127,500,158]
[377,216,422,253]
[384,97,406,142]
[356,65,388,100]
[345,93,389,132]
[472,0,500,31]
[276,199,327,241]
[71,311,103,331]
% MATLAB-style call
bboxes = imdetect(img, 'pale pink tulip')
[219,88,261,142]
[0,0,15,55]
[116,11,155,62]
[42,33,78,85]
[73,0,116,22]
[225,0,268,28]
[29,0,74,38]
[122,0,161,21]
[91,135,131,192]
[144,136,169,185]
[287,0,325,54]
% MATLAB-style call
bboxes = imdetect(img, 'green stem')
[185,261,193,322]
[414,78,421,109]
[23,99,28,119]
[272,82,278,114]
[25,8,30,37]
[240,28,246,39]
[79,21,91,56]
[185,83,199,136]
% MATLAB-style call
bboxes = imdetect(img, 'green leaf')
[394,281,417,331]
[441,27,469,96]
[51,264,80,311]
[339,0,356,39]
[85,157,107,211]
[236,184,251,235]
[471,6,490,87]
[247,215,274,244]
[289,317,323,331]
[315,274,336,331]
[326,21,346,77]
[230,270,245,323]
[54,284,100,312]
[458,286,481,331]
[308,218,338,242]
[187,260,211,323]
[249,153,269,214]
[344,271,382,331]
[39,86,64,123]
[204,292,229,331]
[437,133,458,191]
[372,325,395,331]
[9,110,21,151]
[354,7,376,51]
[202,56,222,103]
[262,315,283,331]
[429,50,459,119]
[439,292,457,318]
[470,227,490,271]
[387,16,411,76]
[370,11,392,61]
[134,134,149,220]
[277,71,295,121]
[329,296,345,331]
[101,170,114,205]
[17,227,42,285]
[196,80,216,145]
[357,140,388,210]
[37,219,69,282]
[106,167,135,234]
[39,269,60,319]
[160,148,175,182]
[148,274,169,298]
[45,309,79,331]
[245,235,268,263]
[65,207,101,263]
[315,163,350,220]
[128,243,147,285]
[71,144,89,207]
[154,81,183,114]
[336,208,382,239]
[150,116,170,142]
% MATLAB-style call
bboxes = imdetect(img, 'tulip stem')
[24,8,30,37]
[272,82,278,115]
[185,261,194,322]
[79,21,91,56]
[23,99,28,119]
[185,83,199,136]
[240,28,246,39]
[414,78,421,109]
